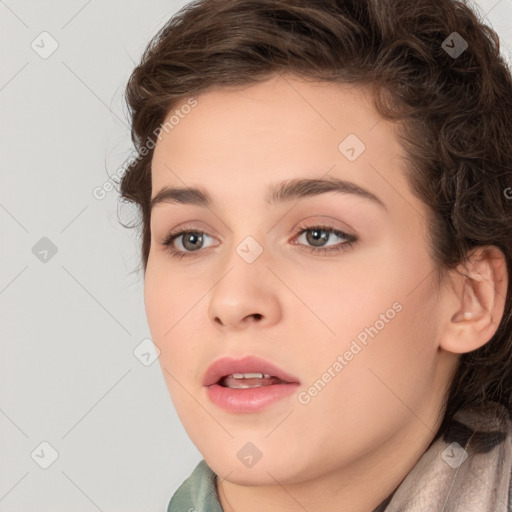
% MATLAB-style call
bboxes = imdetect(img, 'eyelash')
[160,222,358,261]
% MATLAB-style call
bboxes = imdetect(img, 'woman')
[119,0,512,510]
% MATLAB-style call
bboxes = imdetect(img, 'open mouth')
[203,356,300,412]
[207,372,298,412]
[218,372,287,389]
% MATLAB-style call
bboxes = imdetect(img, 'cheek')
[289,257,404,347]
[144,263,207,385]
[298,271,440,432]
[144,271,170,342]
[144,258,198,338]
[293,246,440,424]
[144,282,210,445]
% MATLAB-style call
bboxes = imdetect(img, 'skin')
[145,73,508,512]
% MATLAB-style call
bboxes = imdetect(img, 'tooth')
[231,372,264,379]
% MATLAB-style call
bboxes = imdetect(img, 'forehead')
[150,74,416,217]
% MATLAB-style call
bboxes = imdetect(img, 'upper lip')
[203,355,300,387]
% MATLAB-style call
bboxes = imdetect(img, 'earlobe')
[439,245,508,355]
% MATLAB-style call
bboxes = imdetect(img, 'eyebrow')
[150,176,387,211]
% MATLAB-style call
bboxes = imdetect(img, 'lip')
[206,382,299,413]
[203,355,300,413]
[202,355,300,387]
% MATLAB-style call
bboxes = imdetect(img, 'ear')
[439,245,509,354]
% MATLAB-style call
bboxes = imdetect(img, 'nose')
[207,250,282,331]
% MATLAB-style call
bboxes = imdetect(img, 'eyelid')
[160,221,220,242]
[291,216,356,239]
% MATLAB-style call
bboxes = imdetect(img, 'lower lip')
[206,382,299,413]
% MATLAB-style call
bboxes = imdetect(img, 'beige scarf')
[374,402,512,511]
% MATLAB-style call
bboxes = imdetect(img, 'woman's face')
[145,74,458,485]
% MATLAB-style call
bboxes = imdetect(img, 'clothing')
[167,402,512,511]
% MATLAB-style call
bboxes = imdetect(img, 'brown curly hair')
[118,0,512,438]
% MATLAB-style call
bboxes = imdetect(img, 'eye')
[161,223,217,260]
[291,223,357,256]
[159,222,358,260]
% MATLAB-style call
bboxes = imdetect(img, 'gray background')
[1,1,511,510]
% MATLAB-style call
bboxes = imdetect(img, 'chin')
[204,449,319,487]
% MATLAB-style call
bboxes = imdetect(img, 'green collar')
[167,459,223,512]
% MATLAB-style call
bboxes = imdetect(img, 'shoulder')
[167,459,223,512]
